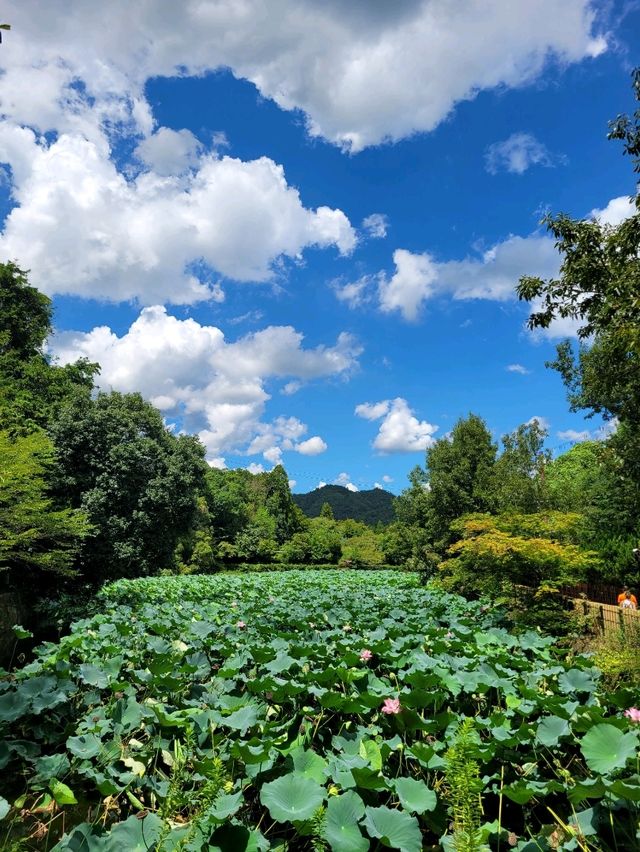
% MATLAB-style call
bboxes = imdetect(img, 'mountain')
[293,485,396,525]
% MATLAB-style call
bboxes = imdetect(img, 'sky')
[0,1,638,495]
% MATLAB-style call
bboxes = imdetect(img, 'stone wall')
[0,591,25,662]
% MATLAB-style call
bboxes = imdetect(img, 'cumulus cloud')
[362,213,388,239]
[378,250,438,321]
[557,429,591,442]
[375,234,560,320]
[526,415,551,431]
[333,276,376,309]
[485,132,564,174]
[335,472,358,492]
[135,127,203,175]
[590,195,636,227]
[355,400,391,421]
[296,436,328,456]
[356,397,438,453]
[382,474,393,483]
[49,307,360,461]
[506,364,531,374]
[0,128,355,303]
[0,0,605,152]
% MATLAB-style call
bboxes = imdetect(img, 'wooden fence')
[571,597,640,636]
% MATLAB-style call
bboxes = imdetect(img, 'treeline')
[0,275,395,624]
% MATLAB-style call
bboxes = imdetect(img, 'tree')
[491,420,550,513]
[0,429,90,587]
[0,262,98,432]
[0,262,51,359]
[50,391,207,582]
[422,414,497,547]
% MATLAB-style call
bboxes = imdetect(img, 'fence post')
[598,605,605,634]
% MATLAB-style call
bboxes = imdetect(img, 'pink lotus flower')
[360,649,373,661]
[381,697,401,715]
[445,631,454,639]
[624,707,640,722]
[236,620,246,628]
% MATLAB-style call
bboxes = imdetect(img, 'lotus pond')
[1,570,639,851]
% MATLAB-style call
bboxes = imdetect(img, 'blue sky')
[0,1,638,493]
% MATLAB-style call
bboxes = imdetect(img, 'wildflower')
[624,707,640,722]
[381,697,401,715]
[360,648,373,661]
[236,620,246,628]
[343,624,352,632]
[231,600,238,608]
[445,631,454,639]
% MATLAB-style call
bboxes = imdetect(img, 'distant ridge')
[293,484,395,525]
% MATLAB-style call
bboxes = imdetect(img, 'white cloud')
[374,482,383,489]
[0,1,605,151]
[506,364,531,374]
[281,381,302,396]
[247,462,266,474]
[557,429,591,442]
[485,132,563,174]
[362,213,388,239]
[333,275,375,309]
[135,127,202,176]
[355,400,391,421]
[208,457,227,470]
[526,415,550,431]
[357,397,438,453]
[296,436,328,456]
[288,479,297,489]
[382,474,393,483]
[590,195,635,227]
[378,249,438,321]
[375,234,560,320]
[0,129,355,304]
[317,481,327,489]
[335,472,358,492]
[49,307,360,461]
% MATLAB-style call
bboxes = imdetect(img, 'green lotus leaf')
[291,747,329,783]
[363,805,422,852]
[536,715,571,748]
[581,724,638,775]
[0,690,29,722]
[323,792,368,852]
[393,777,437,814]
[260,773,325,823]
[67,733,102,759]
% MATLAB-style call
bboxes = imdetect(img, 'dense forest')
[293,485,395,524]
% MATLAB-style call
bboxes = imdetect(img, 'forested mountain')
[293,485,395,525]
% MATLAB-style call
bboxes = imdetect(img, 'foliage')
[490,420,550,513]
[0,429,90,586]
[592,619,640,692]
[0,262,51,360]
[444,719,486,852]
[50,391,207,583]
[1,570,638,851]
[293,484,395,525]
[439,512,600,607]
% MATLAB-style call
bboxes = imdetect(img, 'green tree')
[0,429,90,586]
[320,501,334,520]
[0,262,51,359]
[491,420,550,513]
[0,262,98,432]
[50,391,207,582]
[422,414,497,547]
